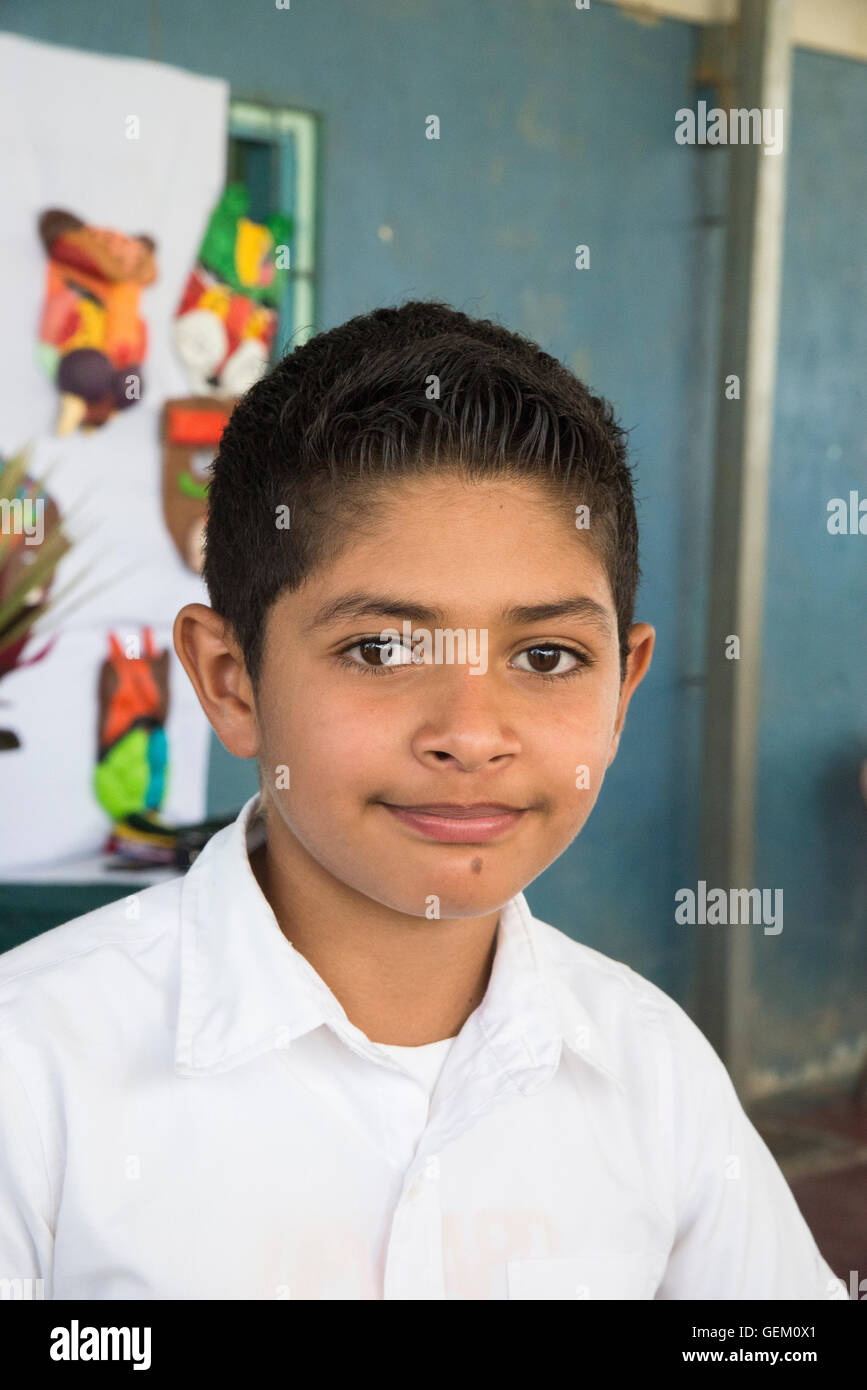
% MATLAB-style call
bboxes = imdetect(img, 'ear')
[173,603,259,759]
[606,622,655,767]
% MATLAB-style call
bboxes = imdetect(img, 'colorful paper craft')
[160,397,236,573]
[0,451,65,750]
[37,209,158,434]
[173,184,291,397]
[94,627,169,824]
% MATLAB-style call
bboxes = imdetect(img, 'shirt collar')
[175,794,624,1092]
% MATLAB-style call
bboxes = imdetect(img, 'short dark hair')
[203,300,641,691]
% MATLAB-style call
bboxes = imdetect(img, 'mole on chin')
[471,857,483,874]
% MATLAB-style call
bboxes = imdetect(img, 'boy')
[0,302,842,1299]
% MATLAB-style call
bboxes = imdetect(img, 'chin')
[374,879,518,921]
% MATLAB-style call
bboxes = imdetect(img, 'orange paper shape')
[37,209,158,434]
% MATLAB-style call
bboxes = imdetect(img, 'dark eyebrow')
[309,591,614,638]
[309,593,443,629]
[500,596,614,637]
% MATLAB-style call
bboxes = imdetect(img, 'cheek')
[534,699,615,783]
[260,679,394,789]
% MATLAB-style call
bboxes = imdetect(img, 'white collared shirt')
[0,795,843,1300]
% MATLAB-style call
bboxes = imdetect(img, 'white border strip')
[228,101,318,348]
[603,0,867,61]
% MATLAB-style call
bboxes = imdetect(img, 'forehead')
[285,474,617,625]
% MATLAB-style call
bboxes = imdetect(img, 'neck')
[248,812,500,1047]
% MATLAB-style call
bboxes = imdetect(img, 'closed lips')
[384,804,525,817]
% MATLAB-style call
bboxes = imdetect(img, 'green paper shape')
[36,341,60,381]
[95,725,168,820]
[196,183,293,307]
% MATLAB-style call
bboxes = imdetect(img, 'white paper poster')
[0,34,230,873]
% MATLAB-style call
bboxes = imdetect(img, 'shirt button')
[407,1156,440,1200]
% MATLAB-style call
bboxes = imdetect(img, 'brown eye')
[526,646,561,673]
[512,645,585,677]
[359,640,387,666]
[352,639,412,668]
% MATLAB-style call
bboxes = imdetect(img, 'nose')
[410,668,522,773]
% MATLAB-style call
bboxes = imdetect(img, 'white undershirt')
[375,1037,458,1097]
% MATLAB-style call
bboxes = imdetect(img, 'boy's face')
[230,475,654,920]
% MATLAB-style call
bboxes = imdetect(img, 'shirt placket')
[383,1152,445,1300]
[381,1038,557,1299]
